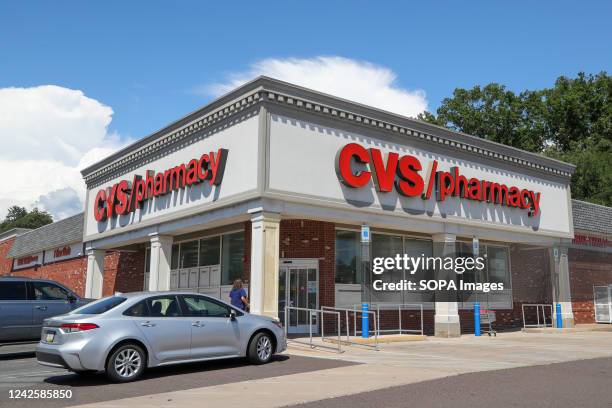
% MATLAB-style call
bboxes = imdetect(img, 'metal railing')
[321,306,379,349]
[372,303,424,335]
[351,303,425,336]
[522,304,553,328]
[284,306,342,353]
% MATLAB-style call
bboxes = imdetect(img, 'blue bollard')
[556,303,563,328]
[362,303,369,338]
[474,302,481,336]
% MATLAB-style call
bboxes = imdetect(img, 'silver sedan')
[36,291,286,382]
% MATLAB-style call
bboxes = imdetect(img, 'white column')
[249,209,281,318]
[148,234,173,292]
[432,233,461,337]
[552,245,575,327]
[85,248,105,299]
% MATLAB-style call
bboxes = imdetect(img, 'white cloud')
[204,56,428,118]
[0,85,127,221]
[35,188,83,221]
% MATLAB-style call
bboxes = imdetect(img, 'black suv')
[0,277,89,343]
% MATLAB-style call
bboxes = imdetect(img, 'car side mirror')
[67,295,77,303]
[229,310,237,321]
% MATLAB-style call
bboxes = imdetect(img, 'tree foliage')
[0,206,53,234]
[418,72,611,206]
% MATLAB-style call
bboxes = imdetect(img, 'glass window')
[123,301,148,317]
[180,295,230,318]
[0,281,27,300]
[171,244,179,270]
[486,246,510,286]
[179,240,199,268]
[371,234,403,303]
[403,238,434,303]
[335,230,362,284]
[200,236,220,266]
[221,232,244,285]
[455,242,480,284]
[72,296,127,314]
[33,282,70,301]
[146,296,181,317]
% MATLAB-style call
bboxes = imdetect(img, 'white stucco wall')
[267,114,572,237]
[84,115,260,240]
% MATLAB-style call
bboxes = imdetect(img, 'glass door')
[278,260,319,334]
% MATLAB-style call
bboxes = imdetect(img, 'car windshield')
[71,296,127,315]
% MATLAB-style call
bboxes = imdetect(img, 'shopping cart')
[480,309,497,336]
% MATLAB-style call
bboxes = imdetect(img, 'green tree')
[0,207,53,234]
[5,206,28,223]
[418,72,611,206]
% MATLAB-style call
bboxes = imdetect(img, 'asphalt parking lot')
[0,343,356,408]
[290,356,612,408]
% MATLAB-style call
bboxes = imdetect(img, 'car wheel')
[106,344,146,382]
[248,332,274,364]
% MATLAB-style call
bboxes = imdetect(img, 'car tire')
[248,332,274,364]
[105,344,146,382]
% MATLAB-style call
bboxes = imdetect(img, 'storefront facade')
[74,77,579,336]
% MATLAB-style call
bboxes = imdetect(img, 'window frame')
[178,294,240,318]
[168,228,243,271]
[0,281,28,301]
[220,231,245,286]
[454,239,513,309]
[334,228,363,284]
[143,295,184,318]
[31,281,71,302]
[123,299,150,317]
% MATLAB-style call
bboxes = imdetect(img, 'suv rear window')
[0,281,27,300]
[72,296,127,314]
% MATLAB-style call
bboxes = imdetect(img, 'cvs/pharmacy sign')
[336,143,541,216]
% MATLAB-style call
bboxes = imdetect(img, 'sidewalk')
[73,331,612,408]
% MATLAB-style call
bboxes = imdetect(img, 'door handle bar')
[140,322,156,327]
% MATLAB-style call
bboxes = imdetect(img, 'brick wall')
[455,245,554,333]
[504,245,553,330]
[0,237,15,275]
[11,257,89,296]
[569,248,612,324]
[102,250,147,296]
[279,219,336,309]
[6,249,146,298]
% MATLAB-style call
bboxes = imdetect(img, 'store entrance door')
[278,259,319,334]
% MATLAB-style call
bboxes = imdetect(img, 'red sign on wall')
[93,148,228,222]
[336,143,542,216]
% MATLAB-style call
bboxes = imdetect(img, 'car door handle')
[191,321,205,327]
[36,306,48,311]
[140,322,156,327]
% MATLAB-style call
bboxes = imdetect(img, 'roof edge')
[81,76,576,181]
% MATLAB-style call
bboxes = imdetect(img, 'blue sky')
[0,1,609,220]
[2,1,610,138]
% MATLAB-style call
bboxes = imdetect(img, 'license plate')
[44,330,56,343]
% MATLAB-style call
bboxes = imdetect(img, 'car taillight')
[60,323,99,333]
[272,319,283,329]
